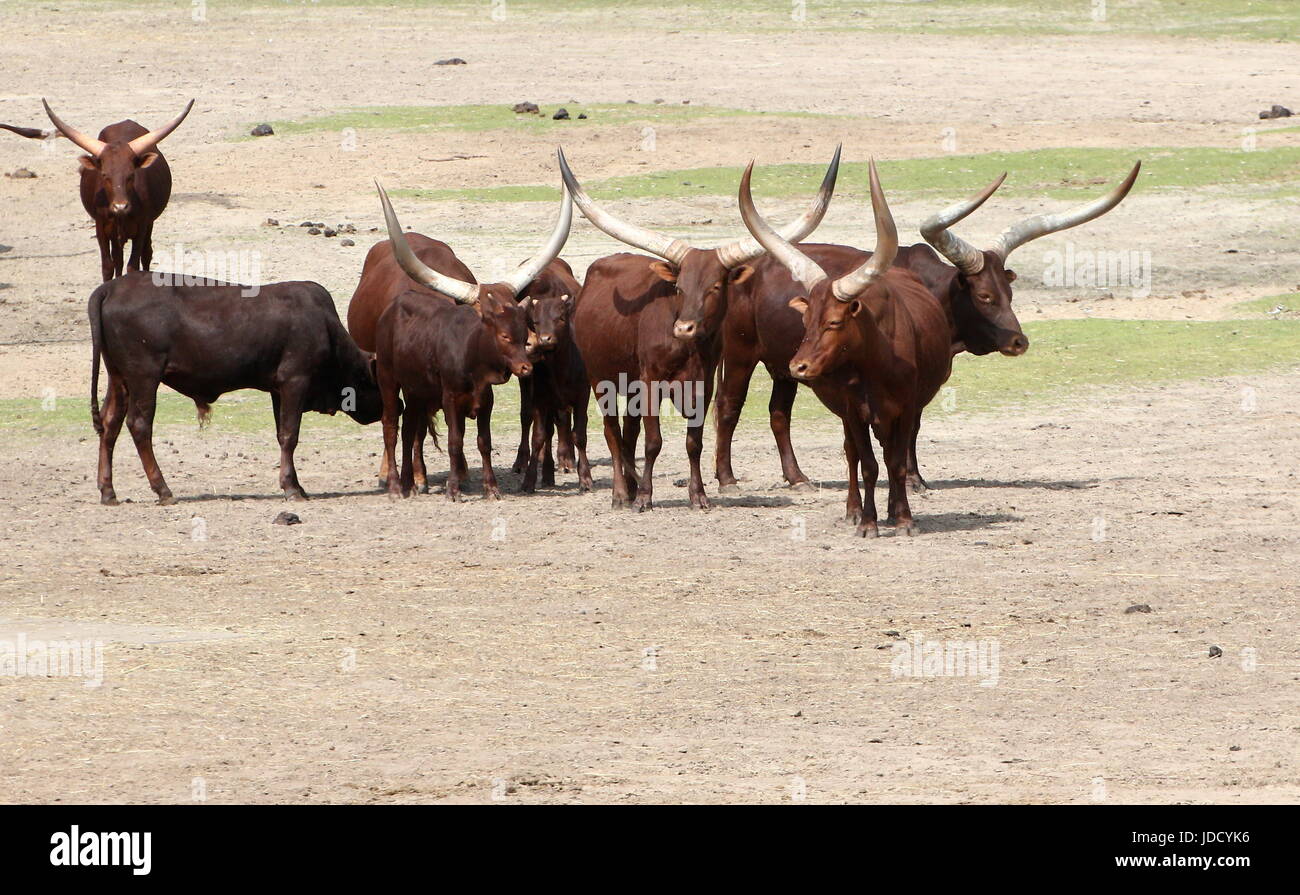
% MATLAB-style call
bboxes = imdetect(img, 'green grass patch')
[1230,292,1300,318]
[394,145,1300,204]
[241,103,822,141]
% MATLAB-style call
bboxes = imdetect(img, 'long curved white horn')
[502,184,573,296]
[715,143,842,268]
[42,99,106,157]
[919,172,1005,274]
[736,161,828,294]
[557,147,692,265]
[830,159,898,302]
[990,161,1141,260]
[376,182,481,305]
[127,99,195,156]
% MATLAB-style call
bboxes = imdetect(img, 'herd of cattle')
[5,101,1141,536]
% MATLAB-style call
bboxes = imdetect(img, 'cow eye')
[976,293,994,303]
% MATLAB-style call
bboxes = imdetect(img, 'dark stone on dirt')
[264,218,279,227]
[434,57,467,65]
[512,102,540,115]
[577,113,588,120]
[1124,603,1152,614]
[250,123,274,137]
[300,221,313,227]
[553,108,570,120]
[339,223,356,233]
[273,512,301,525]
[7,168,36,179]
[340,238,355,247]
[1259,104,1293,119]
[1208,645,1223,658]
[308,228,321,235]
[323,228,337,237]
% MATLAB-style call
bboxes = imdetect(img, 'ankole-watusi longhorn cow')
[556,145,840,510]
[367,183,571,501]
[738,160,953,536]
[9,99,194,282]
[714,161,1141,493]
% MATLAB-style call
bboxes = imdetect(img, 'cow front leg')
[97,376,127,505]
[556,408,575,473]
[379,382,403,498]
[770,378,811,490]
[620,412,641,498]
[138,220,155,272]
[110,236,125,280]
[125,384,173,504]
[521,404,547,493]
[274,385,309,500]
[685,378,711,510]
[540,412,557,487]
[845,409,879,537]
[714,355,755,493]
[476,399,501,500]
[411,411,429,494]
[633,410,661,513]
[96,224,114,283]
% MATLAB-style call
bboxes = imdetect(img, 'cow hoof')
[856,521,880,538]
[897,521,919,536]
[485,488,502,501]
[691,494,712,510]
[285,490,308,502]
[446,491,462,503]
[633,498,653,513]
[157,494,177,506]
[844,510,863,525]
[611,495,629,509]
[520,482,537,494]
[907,476,928,494]
[100,494,119,507]
[542,476,556,487]
[717,482,741,495]
[580,479,593,493]
[511,461,526,474]
[790,480,815,493]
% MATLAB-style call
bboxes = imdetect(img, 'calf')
[738,160,953,535]
[511,259,593,492]
[88,272,381,505]
[371,184,571,499]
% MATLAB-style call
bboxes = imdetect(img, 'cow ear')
[649,261,678,283]
[77,156,97,173]
[136,152,161,169]
[848,299,864,317]
[1004,269,1017,283]
[518,295,533,313]
[728,265,754,286]
[788,296,809,316]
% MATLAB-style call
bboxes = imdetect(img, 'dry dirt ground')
[0,1,1297,803]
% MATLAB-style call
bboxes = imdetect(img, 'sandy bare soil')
[0,1,1297,804]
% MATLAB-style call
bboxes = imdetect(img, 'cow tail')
[88,282,108,436]
[427,411,441,452]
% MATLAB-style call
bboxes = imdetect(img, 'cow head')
[522,289,573,355]
[343,352,385,425]
[558,145,840,344]
[737,159,897,383]
[376,181,574,380]
[919,162,1141,357]
[44,99,192,219]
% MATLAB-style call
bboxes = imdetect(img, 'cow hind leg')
[885,418,918,535]
[572,398,593,492]
[620,412,641,496]
[97,376,128,505]
[124,383,173,504]
[770,378,812,491]
[540,412,557,487]
[845,410,879,537]
[907,408,928,493]
[411,412,429,494]
[600,412,630,508]
[521,404,546,493]
[714,356,755,493]
[556,408,575,473]
[512,380,532,474]
[398,402,422,498]
[476,391,500,500]
[110,237,126,280]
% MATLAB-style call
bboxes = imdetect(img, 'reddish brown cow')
[557,146,840,510]
[738,160,953,536]
[7,100,194,281]
[369,184,571,500]
[715,162,1140,493]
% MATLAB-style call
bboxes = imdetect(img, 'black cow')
[89,272,382,504]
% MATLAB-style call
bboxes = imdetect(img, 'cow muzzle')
[110,201,130,217]
[673,319,699,341]
[1000,333,1029,357]
[514,361,533,378]
[789,360,815,381]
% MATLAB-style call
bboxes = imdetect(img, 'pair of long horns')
[558,144,841,268]
[377,181,573,305]
[739,158,897,302]
[41,98,194,158]
[921,162,1142,274]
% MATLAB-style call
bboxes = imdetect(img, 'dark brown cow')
[557,146,840,510]
[88,272,382,505]
[715,162,1141,492]
[12,100,194,282]
[738,160,953,536]
[510,259,593,492]
[370,184,571,500]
